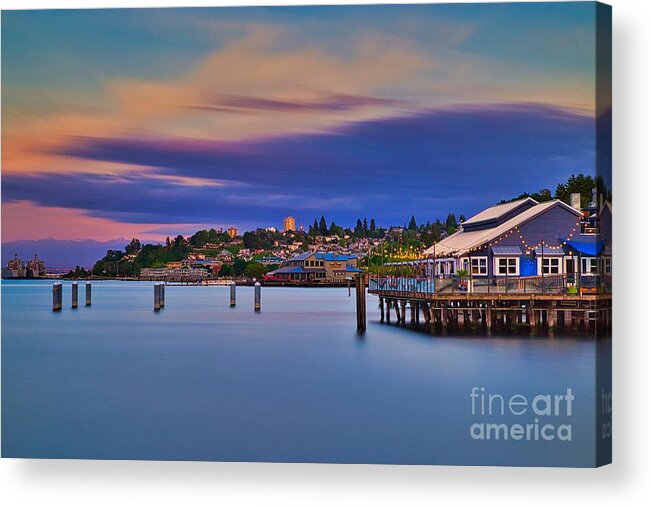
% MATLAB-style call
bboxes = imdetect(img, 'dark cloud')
[190,93,405,114]
[7,103,596,229]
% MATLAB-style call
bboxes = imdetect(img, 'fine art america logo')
[469,387,574,442]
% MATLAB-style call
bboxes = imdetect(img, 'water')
[2,280,598,466]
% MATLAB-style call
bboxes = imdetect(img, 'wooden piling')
[385,298,392,324]
[160,283,165,308]
[355,275,366,332]
[85,282,92,306]
[254,281,261,311]
[154,283,161,311]
[52,282,62,312]
[71,282,78,308]
[230,282,236,307]
[379,297,385,323]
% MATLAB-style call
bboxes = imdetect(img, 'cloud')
[3,103,596,239]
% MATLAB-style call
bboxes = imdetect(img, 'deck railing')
[368,274,608,296]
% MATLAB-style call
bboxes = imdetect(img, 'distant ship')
[2,254,48,279]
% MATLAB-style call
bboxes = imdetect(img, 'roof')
[533,245,565,256]
[422,200,582,257]
[462,197,538,226]
[287,252,357,262]
[268,266,307,274]
[491,246,523,256]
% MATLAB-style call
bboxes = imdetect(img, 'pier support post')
[71,282,78,309]
[422,302,431,325]
[85,282,91,306]
[230,282,236,307]
[386,298,392,324]
[379,297,385,323]
[548,302,556,335]
[396,300,404,326]
[254,281,261,312]
[53,282,62,312]
[154,283,161,311]
[160,283,165,308]
[486,304,492,335]
[409,302,415,325]
[355,275,366,332]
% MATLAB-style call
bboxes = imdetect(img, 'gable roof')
[462,197,538,226]
[423,199,582,257]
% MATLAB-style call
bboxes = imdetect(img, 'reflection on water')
[2,280,597,466]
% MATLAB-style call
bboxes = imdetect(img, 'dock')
[366,275,611,335]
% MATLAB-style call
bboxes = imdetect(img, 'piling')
[85,282,92,306]
[160,283,165,308]
[254,281,261,311]
[71,282,78,308]
[230,282,236,307]
[154,283,161,311]
[52,282,62,312]
[355,275,366,332]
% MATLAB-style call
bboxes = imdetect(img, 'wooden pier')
[366,276,611,336]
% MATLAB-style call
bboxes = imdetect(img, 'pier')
[366,275,611,336]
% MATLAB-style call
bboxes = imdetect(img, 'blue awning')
[491,246,522,256]
[566,240,605,256]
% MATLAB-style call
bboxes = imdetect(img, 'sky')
[1,3,607,243]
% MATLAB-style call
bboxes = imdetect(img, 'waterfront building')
[283,216,296,232]
[421,196,609,284]
[227,227,238,238]
[268,252,361,282]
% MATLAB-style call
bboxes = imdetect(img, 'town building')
[421,196,609,287]
[283,216,296,232]
[268,252,361,283]
[2,254,47,279]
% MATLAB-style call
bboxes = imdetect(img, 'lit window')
[497,257,518,275]
[541,258,560,274]
[470,257,487,275]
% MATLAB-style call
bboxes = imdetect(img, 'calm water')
[2,280,598,466]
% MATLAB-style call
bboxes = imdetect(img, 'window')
[541,258,560,274]
[582,257,598,274]
[496,257,518,275]
[470,257,487,276]
[604,257,612,275]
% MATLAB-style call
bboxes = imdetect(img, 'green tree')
[319,215,328,235]
[125,238,142,255]
[244,261,267,279]
[408,215,417,230]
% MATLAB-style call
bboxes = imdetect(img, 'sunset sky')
[2,3,604,243]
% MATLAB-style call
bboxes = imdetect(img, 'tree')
[354,218,364,237]
[312,219,319,235]
[244,261,267,279]
[232,258,247,276]
[408,215,417,230]
[445,213,458,233]
[319,215,328,235]
[554,173,606,208]
[363,217,369,234]
[370,218,376,232]
[125,238,142,255]
[329,221,343,237]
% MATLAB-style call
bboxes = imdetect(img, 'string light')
[428,221,582,258]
